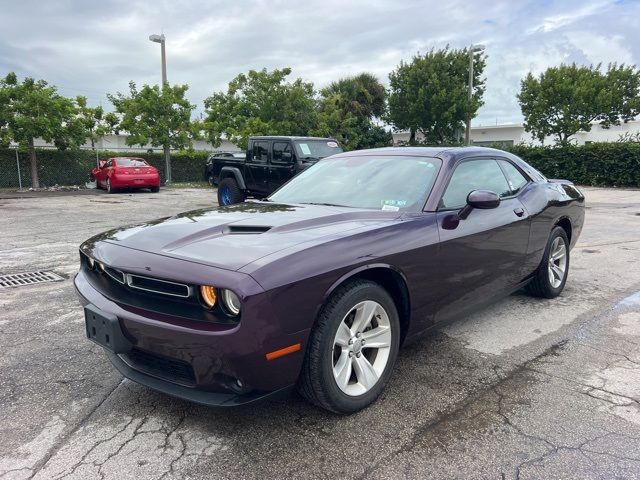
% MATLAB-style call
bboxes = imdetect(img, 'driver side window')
[440,159,511,209]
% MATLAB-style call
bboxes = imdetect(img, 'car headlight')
[220,289,241,316]
[200,285,217,309]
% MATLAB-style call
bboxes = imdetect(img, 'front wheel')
[526,226,570,298]
[298,280,400,414]
[106,178,116,194]
[217,177,245,205]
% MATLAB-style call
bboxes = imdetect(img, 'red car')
[91,157,160,193]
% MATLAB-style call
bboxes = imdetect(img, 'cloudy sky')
[1,0,638,126]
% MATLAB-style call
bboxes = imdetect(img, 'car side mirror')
[282,151,292,162]
[459,190,500,220]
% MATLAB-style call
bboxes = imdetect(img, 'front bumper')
[75,267,308,406]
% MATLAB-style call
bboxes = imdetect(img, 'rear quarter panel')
[519,181,585,274]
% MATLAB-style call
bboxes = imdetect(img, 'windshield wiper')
[299,156,319,160]
[300,202,348,207]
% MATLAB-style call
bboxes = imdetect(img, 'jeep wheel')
[217,177,245,205]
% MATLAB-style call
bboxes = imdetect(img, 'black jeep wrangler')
[210,136,342,205]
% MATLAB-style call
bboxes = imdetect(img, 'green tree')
[312,93,362,150]
[316,73,391,150]
[387,47,486,144]
[108,82,196,180]
[320,72,386,120]
[203,68,317,149]
[518,63,640,145]
[75,96,119,149]
[0,72,87,188]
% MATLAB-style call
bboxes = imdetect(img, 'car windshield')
[293,140,343,159]
[116,158,148,167]
[269,155,441,211]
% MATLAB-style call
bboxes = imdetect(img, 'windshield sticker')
[382,204,400,212]
[382,199,408,207]
[327,141,338,148]
[299,143,311,155]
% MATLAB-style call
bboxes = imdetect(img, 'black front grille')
[127,274,190,298]
[124,348,196,386]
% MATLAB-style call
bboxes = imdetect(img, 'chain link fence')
[0,147,211,189]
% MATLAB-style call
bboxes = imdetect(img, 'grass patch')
[165,181,212,189]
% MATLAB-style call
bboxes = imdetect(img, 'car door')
[98,159,113,187]
[434,158,531,323]
[245,141,270,194]
[269,141,296,191]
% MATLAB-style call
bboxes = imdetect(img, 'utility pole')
[149,33,171,183]
[466,44,485,146]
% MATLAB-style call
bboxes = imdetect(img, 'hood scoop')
[224,225,272,235]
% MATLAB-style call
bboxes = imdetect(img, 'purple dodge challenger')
[75,147,585,413]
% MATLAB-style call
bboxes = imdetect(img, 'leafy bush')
[507,143,640,187]
[1,143,639,189]
[0,148,210,188]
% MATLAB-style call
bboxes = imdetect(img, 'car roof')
[251,136,339,141]
[334,146,519,163]
[110,157,145,160]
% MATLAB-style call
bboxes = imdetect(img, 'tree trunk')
[409,128,416,145]
[28,138,39,189]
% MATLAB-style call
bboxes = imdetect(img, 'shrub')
[507,143,640,187]
[0,148,210,188]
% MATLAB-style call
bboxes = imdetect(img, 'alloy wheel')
[332,300,392,396]
[548,236,567,288]
[220,186,231,205]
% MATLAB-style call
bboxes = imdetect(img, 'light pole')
[10,141,22,190]
[149,33,171,183]
[465,43,485,146]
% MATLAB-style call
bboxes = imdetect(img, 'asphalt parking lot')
[1,186,639,479]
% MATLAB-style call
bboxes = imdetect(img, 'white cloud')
[565,32,634,66]
[0,0,637,127]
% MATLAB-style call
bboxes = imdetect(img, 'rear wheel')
[217,177,245,205]
[298,280,400,414]
[526,226,569,298]
[150,186,159,193]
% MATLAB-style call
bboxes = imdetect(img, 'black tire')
[526,226,570,298]
[217,177,245,205]
[297,280,401,414]
[150,186,159,193]
[106,178,116,194]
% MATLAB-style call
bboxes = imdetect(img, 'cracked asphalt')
[1,186,639,479]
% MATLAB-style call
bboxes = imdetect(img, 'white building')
[393,120,640,146]
[33,134,240,153]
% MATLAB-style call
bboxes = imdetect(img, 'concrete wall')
[393,120,640,146]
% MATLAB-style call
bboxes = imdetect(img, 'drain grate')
[0,271,64,288]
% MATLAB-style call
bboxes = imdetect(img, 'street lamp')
[149,33,171,182]
[9,141,22,190]
[465,43,485,146]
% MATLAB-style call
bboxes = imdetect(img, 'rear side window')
[440,159,511,209]
[272,142,292,164]
[499,160,529,195]
[252,142,269,163]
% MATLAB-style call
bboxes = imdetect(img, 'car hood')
[84,202,403,271]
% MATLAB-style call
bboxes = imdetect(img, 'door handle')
[513,207,525,217]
